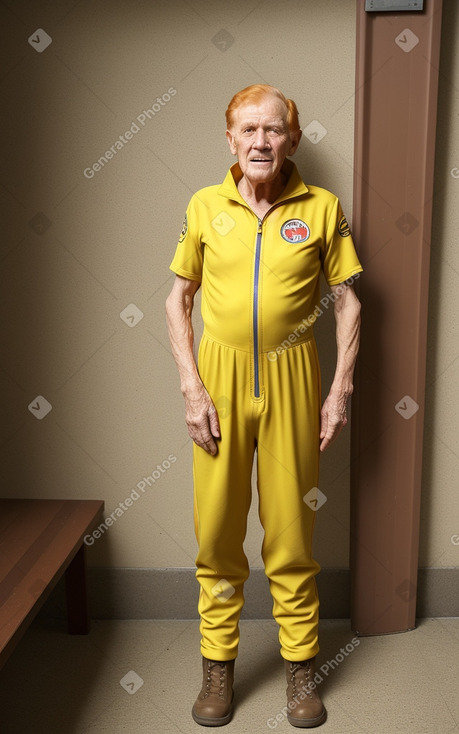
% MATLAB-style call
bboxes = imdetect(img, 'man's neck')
[237,170,287,207]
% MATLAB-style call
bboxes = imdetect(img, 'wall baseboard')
[37,567,459,623]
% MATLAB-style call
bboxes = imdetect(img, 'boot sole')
[191,705,233,727]
[191,694,234,727]
[287,706,327,728]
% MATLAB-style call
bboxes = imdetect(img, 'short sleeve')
[321,198,363,286]
[169,196,203,282]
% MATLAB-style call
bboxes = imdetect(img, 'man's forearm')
[165,288,202,394]
[166,278,220,454]
[330,285,361,395]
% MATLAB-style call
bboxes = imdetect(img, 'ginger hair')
[225,84,300,132]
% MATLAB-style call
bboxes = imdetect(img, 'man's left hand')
[319,389,349,452]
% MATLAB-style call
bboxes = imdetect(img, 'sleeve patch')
[178,212,188,242]
[338,215,351,237]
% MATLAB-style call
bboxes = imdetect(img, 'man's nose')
[253,128,269,148]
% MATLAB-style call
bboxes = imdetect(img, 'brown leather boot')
[284,658,326,728]
[192,657,235,726]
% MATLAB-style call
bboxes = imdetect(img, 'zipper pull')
[258,218,262,233]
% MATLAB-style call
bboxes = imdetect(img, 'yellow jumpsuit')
[170,159,363,663]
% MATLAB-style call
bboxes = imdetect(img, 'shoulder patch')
[178,213,188,242]
[338,215,351,237]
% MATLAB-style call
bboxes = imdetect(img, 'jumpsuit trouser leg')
[257,337,322,662]
[193,333,321,663]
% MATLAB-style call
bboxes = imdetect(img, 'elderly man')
[166,84,362,728]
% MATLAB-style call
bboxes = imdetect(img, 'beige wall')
[1,0,457,575]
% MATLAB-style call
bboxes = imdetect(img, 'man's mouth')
[250,158,272,163]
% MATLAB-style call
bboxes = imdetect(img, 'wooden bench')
[0,498,104,670]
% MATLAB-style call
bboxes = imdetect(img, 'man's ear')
[288,128,302,156]
[226,129,237,156]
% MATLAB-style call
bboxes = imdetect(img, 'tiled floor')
[0,618,458,733]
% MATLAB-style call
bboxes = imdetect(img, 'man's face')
[226,96,301,185]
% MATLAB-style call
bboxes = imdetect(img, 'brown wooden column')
[350,0,443,635]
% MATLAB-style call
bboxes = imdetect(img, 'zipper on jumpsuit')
[253,218,263,399]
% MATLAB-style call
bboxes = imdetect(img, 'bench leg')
[65,544,90,634]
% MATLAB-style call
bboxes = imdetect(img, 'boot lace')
[204,661,227,699]
[289,661,313,698]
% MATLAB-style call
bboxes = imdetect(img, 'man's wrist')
[328,378,354,399]
[180,376,204,397]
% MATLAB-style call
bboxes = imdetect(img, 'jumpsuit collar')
[217,159,309,209]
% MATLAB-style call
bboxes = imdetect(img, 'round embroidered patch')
[280,219,310,243]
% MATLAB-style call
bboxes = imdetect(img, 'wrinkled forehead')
[230,97,289,128]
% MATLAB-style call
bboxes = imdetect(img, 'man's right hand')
[183,383,221,455]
